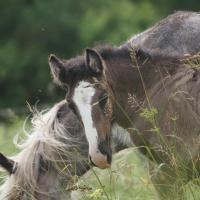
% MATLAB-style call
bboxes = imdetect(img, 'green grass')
[0,118,199,200]
[0,118,24,155]
[74,150,200,200]
[75,149,158,200]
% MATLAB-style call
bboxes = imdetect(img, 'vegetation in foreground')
[0,118,200,200]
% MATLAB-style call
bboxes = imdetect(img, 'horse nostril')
[89,152,111,168]
[98,139,112,164]
[89,156,97,167]
[107,153,112,164]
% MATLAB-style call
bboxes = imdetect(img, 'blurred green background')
[1,0,200,111]
[1,2,200,198]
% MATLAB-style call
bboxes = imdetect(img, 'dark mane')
[94,44,130,61]
[61,55,86,87]
[60,44,130,86]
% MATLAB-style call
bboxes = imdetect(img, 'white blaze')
[72,81,98,155]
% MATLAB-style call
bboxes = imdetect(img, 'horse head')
[49,49,114,169]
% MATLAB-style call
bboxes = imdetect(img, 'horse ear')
[86,48,103,76]
[135,48,152,64]
[0,153,16,175]
[48,54,66,86]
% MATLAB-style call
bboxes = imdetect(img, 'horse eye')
[99,95,108,110]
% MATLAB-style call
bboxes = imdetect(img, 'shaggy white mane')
[0,100,82,200]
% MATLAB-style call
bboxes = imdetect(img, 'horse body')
[125,11,200,58]
[49,11,200,199]
[83,46,200,200]
[110,54,200,162]
[80,53,200,200]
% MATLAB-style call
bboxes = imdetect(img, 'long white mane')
[0,100,87,199]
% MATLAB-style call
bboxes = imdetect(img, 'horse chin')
[90,152,111,169]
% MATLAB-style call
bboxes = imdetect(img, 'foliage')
[139,107,158,124]
[1,118,200,199]
[0,0,166,108]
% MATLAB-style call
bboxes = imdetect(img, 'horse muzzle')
[89,140,112,169]
[89,152,111,169]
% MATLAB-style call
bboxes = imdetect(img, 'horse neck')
[103,47,145,127]
[104,47,177,128]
